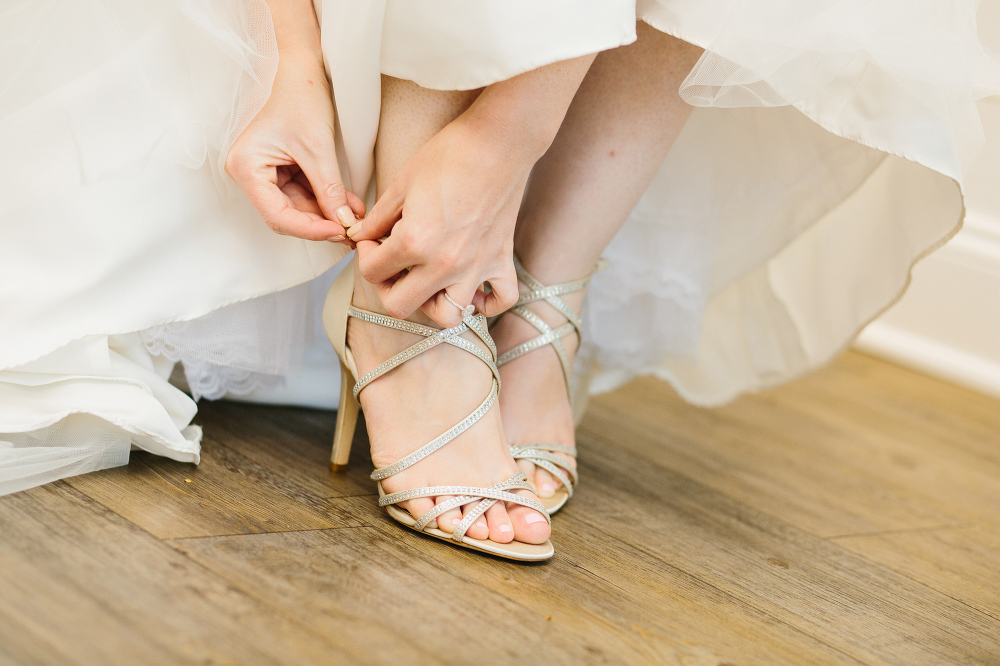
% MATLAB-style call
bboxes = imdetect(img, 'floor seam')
[163,524,378,542]
[824,523,975,540]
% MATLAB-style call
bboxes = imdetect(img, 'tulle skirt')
[2,0,998,494]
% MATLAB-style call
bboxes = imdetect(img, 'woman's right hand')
[225,49,364,242]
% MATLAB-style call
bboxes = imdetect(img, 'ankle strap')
[496,257,602,390]
[349,305,499,398]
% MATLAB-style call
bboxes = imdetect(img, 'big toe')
[506,490,551,545]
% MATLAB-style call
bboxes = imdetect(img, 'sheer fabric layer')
[0,0,347,495]
[327,0,996,405]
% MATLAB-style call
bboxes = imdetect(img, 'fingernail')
[541,482,555,495]
[524,513,547,525]
[451,517,461,526]
[498,524,513,533]
[327,235,345,242]
[336,205,355,227]
[346,221,362,239]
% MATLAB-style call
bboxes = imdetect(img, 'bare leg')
[493,24,704,495]
[348,77,550,544]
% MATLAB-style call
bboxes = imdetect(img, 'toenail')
[498,524,513,533]
[451,517,462,526]
[476,521,487,529]
[524,513,547,525]
[541,483,555,493]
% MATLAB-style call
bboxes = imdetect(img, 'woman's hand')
[226,50,364,242]
[346,111,533,325]
[345,54,596,327]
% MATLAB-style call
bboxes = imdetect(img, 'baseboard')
[855,322,1000,399]
[854,210,1000,399]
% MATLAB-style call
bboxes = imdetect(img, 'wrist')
[463,98,555,164]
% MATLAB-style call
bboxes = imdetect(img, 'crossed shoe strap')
[379,471,548,542]
[496,256,600,390]
[349,305,499,399]
[353,303,549,542]
[509,442,579,497]
[497,257,601,494]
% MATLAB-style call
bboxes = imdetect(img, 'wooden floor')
[1,351,998,665]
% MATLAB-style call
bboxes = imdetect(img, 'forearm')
[264,0,324,68]
[464,54,598,161]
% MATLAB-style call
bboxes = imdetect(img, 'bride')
[3,0,998,560]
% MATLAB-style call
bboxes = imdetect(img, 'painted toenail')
[451,517,462,526]
[524,513,547,525]
[541,483,555,493]
[476,521,487,529]
[498,524,513,533]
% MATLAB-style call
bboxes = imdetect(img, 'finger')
[422,282,478,328]
[296,146,363,234]
[281,182,353,243]
[281,180,322,216]
[245,175,346,241]
[473,269,519,317]
[372,266,448,321]
[356,235,417,285]
[346,181,404,242]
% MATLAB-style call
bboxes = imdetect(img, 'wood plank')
[560,425,1000,664]
[65,404,370,539]
[5,351,998,665]
[0,482,360,665]
[831,525,1000,621]
[586,351,1000,539]
[193,401,377,499]
[170,497,855,666]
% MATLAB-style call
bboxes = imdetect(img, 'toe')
[434,495,462,534]
[533,466,559,498]
[507,490,551,545]
[461,503,490,540]
[484,501,515,543]
[516,458,535,480]
[402,497,436,528]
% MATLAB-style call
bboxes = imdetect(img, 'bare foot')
[490,287,584,501]
[348,263,550,544]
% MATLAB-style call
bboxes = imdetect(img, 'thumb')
[298,149,365,231]
[347,180,404,243]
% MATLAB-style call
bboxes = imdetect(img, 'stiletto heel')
[331,359,360,472]
[322,258,554,561]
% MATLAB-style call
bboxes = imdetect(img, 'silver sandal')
[324,260,554,561]
[494,256,602,513]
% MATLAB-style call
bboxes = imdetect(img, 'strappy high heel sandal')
[493,256,602,514]
[322,259,554,561]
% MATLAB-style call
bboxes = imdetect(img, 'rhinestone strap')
[355,303,502,483]
[496,311,575,388]
[370,380,497,480]
[349,306,500,397]
[495,256,602,398]
[378,472,549,541]
[510,443,579,497]
[350,298,549,543]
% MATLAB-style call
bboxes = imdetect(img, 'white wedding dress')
[2,0,998,495]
